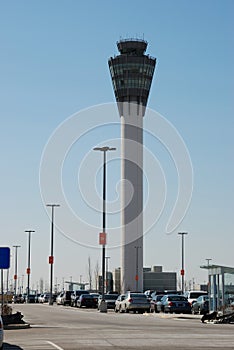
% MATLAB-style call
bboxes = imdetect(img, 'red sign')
[180,269,185,276]
[135,275,139,281]
[99,232,106,245]
[14,274,17,280]
[26,268,30,275]
[49,256,54,264]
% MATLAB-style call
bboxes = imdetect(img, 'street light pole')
[47,204,60,305]
[105,256,110,293]
[93,146,116,310]
[13,245,20,297]
[178,232,188,294]
[25,230,35,301]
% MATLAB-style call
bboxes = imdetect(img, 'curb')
[4,323,30,330]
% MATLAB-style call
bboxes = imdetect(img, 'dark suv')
[71,290,90,307]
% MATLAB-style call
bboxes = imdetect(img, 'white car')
[0,315,4,349]
[184,290,208,306]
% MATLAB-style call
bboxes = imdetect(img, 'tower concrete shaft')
[109,39,156,292]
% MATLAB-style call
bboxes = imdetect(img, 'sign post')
[0,247,11,313]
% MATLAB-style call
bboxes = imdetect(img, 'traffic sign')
[180,269,185,276]
[0,247,10,269]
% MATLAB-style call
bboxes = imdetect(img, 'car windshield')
[104,295,117,300]
[190,292,207,299]
[130,294,146,298]
[168,296,187,301]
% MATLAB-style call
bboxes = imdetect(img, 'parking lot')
[3,303,234,350]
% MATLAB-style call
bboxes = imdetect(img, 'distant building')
[143,266,177,292]
[112,266,177,293]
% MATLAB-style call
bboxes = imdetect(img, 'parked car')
[114,294,126,312]
[156,294,191,314]
[60,290,74,306]
[97,294,118,310]
[40,293,50,303]
[90,293,100,298]
[144,290,155,301]
[150,294,164,313]
[38,294,45,303]
[0,314,4,350]
[56,292,64,305]
[34,293,42,303]
[77,294,98,308]
[71,290,90,307]
[184,290,208,306]
[12,294,24,303]
[120,292,151,313]
[191,295,209,314]
[25,294,36,303]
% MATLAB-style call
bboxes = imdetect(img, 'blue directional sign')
[0,247,10,269]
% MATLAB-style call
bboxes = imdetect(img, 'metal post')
[178,232,188,294]
[105,257,110,293]
[25,230,35,302]
[47,204,60,305]
[206,258,212,311]
[1,269,3,314]
[93,146,116,312]
[13,245,20,298]
[102,150,106,299]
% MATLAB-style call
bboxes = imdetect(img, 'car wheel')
[125,308,129,313]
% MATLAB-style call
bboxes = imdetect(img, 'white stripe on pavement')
[46,341,64,350]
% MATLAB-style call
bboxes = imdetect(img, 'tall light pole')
[93,146,116,309]
[25,230,35,301]
[105,256,110,293]
[47,204,60,305]
[178,232,188,294]
[13,245,20,297]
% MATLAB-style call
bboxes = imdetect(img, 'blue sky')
[0,0,233,292]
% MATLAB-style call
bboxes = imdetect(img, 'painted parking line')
[46,341,64,350]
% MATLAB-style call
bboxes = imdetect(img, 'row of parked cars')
[148,290,209,314]
[12,289,209,315]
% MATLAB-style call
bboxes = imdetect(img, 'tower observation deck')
[109,39,156,292]
[109,39,156,114]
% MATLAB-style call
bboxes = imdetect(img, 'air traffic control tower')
[109,39,156,292]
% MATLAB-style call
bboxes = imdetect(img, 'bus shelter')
[200,264,234,312]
